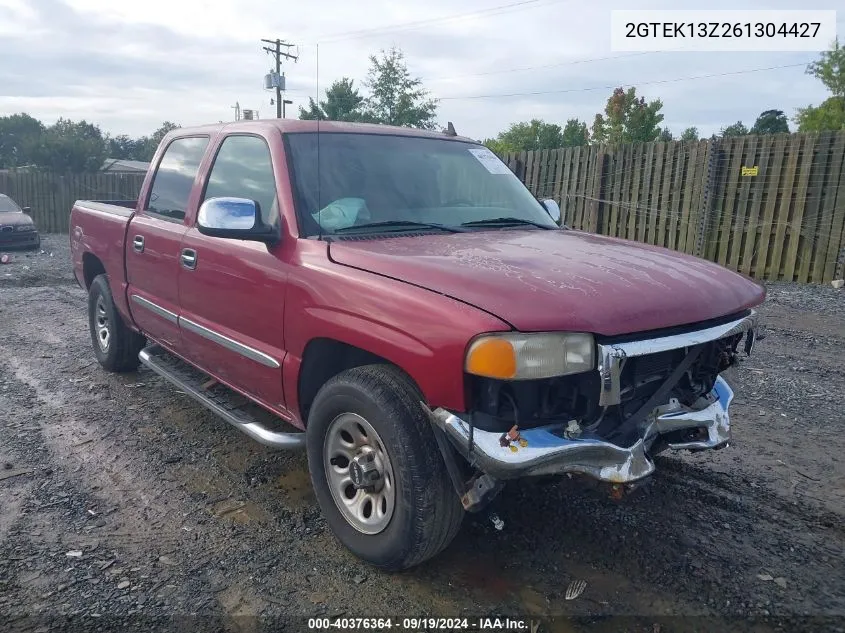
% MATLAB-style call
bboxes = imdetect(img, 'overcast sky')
[0,0,841,142]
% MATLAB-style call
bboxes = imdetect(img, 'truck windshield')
[285,132,558,236]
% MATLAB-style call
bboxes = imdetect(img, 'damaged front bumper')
[429,377,733,484]
[428,310,757,486]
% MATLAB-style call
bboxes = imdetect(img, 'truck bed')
[73,200,137,216]
[69,199,135,320]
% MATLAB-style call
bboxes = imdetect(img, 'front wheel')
[306,365,464,571]
[87,274,146,372]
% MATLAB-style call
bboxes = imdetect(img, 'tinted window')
[203,135,278,226]
[0,196,21,213]
[146,136,209,220]
[285,133,554,236]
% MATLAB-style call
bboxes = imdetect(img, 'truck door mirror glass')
[197,197,278,244]
[541,199,562,224]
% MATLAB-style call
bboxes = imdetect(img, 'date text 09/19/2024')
[307,617,541,632]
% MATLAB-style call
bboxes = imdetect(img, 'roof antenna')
[316,43,322,242]
[442,121,457,137]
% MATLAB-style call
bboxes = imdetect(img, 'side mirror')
[22,206,31,213]
[541,199,562,224]
[197,197,278,244]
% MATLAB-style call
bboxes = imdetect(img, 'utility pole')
[261,39,298,118]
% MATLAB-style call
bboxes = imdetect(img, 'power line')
[275,51,654,92]
[287,61,812,105]
[270,51,658,96]
[425,52,656,83]
[438,61,812,100]
[314,0,565,43]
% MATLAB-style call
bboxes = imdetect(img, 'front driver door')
[177,132,288,411]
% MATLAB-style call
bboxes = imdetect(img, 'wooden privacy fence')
[2,133,845,283]
[0,171,145,234]
[502,131,845,284]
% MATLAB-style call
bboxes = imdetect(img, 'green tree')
[795,97,845,132]
[150,121,179,147]
[806,38,844,98]
[106,134,140,160]
[0,113,44,168]
[135,122,180,161]
[492,119,564,152]
[362,47,438,129]
[31,119,107,172]
[298,99,323,121]
[591,87,664,145]
[794,40,845,132]
[750,109,789,135]
[658,127,673,142]
[719,121,749,137]
[561,118,589,147]
[299,78,366,122]
[680,126,699,141]
[483,138,515,154]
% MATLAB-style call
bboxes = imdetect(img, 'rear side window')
[202,135,278,227]
[145,136,209,221]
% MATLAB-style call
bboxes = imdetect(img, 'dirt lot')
[1,235,844,632]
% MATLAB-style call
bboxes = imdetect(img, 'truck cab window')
[145,136,209,221]
[203,135,279,227]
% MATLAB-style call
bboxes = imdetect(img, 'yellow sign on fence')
[741,166,759,176]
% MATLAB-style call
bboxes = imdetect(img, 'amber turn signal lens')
[465,338,517,380]
[465,332,595,380]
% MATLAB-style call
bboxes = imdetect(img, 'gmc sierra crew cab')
[70,120,765,571]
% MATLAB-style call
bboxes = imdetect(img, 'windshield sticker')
[468,147,512,175]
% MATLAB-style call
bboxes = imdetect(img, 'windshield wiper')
[460,217,556,230]
[334,220,468,234]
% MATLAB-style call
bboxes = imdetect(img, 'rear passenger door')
[177,133,288,410]
[126,136,209,352]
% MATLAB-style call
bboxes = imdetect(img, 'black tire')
[29,235,41,251]
[306,364,464,571]
[88,274,146,372]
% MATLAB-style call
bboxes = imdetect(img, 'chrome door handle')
[181,248,197,270]
[133,235,145,253]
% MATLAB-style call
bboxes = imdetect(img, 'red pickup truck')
[70,120,764,570]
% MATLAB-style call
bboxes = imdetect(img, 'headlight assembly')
[465,332,595,380]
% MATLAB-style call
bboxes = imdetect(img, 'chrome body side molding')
[130,294,178,324]
[130,294,280,369]
[179,316,281,369]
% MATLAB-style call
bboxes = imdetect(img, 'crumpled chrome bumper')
[429,377,735,484]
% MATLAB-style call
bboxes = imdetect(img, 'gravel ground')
[1,235,843,633]
[0,235,75,288]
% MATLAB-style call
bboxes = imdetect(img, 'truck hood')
[0,212,33,226]
[327,229,766,336]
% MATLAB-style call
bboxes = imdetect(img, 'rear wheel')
[306,365,464,571]
[88,274,146,372]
